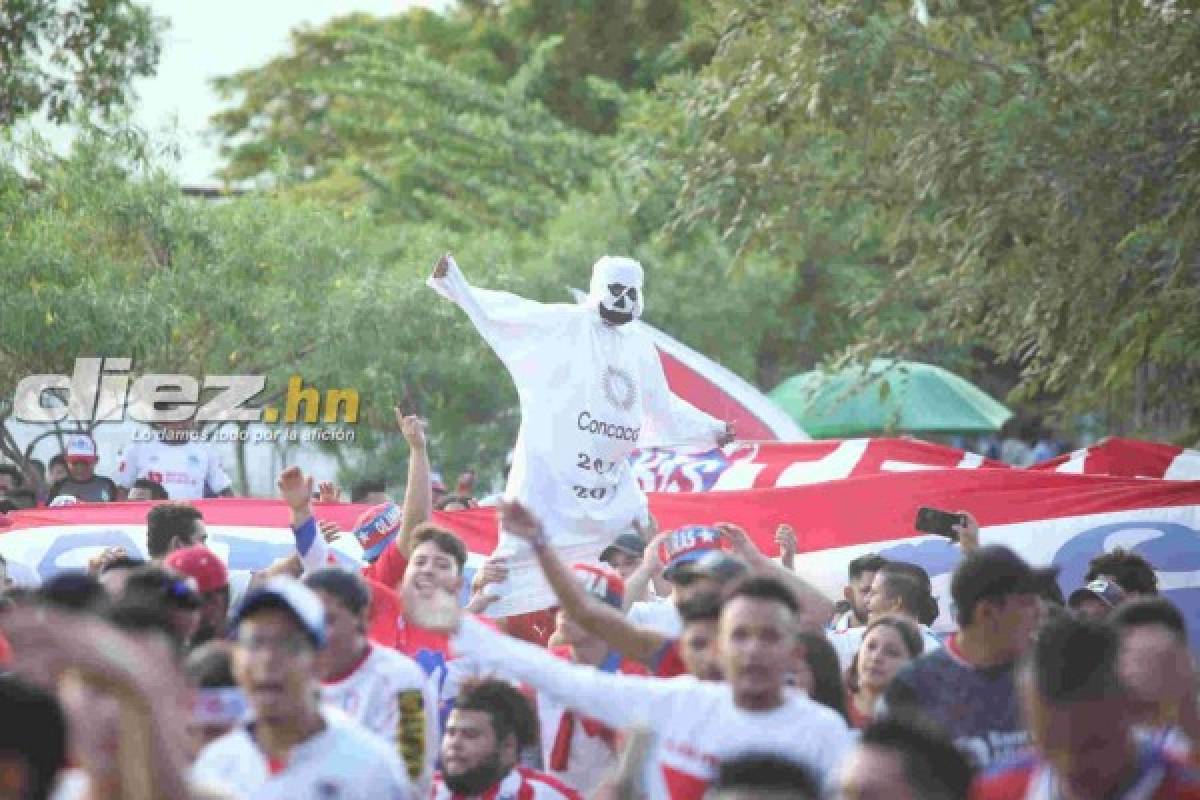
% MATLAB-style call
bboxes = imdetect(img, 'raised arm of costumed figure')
[427,253,576,377]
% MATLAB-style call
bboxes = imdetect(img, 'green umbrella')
[768,359,1012,438]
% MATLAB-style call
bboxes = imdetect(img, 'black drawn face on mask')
[599,283,639,326]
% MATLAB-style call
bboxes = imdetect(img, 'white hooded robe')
[428,256,724,615]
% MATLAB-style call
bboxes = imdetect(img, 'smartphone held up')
[914,507,967,541]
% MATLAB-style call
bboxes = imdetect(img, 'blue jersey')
[884,635,1029,768]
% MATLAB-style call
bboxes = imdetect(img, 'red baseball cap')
[164,545,229,593]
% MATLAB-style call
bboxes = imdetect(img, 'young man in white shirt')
[302,567,435,790]
[192,577,412,799]
[116,421,234,500]
[412,500,854,800]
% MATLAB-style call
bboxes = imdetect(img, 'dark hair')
[848,553,888,580]
[880,562,939,625]
[106,600,183,656]
[121,565,201,609]
[99,555,147,575]
[860,715,974,800]
[37,571,109,613]
[952,546,1050,627]
[48,454,67,471]
[797,631,849,723]
[678,591,723,625]
[0,675,69,800]
[183,641,236,688]
[0,464,24,487]
[436,494,477,511]
[726,575,799,614]
[846,616,923,694]
[28,458,45,476]
[1030,615,1120,703]
[304,567,372,616]
[875,572,928,621]
[711,754,820,799]
[131,478,169,500]
[350,479,387,503]
[456,679,539,754]
[411,525,467,572]
[1085,549,1158,595]
[146,503,203,557]
[1109,596,1187,642]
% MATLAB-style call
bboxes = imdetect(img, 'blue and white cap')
[232,576,326,647]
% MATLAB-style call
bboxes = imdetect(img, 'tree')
[0,0,163,126]
[662,0,1200,437]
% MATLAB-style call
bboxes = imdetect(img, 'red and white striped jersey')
[431,766,581,800]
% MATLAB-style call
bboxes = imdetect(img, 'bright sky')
[34,0,451,186]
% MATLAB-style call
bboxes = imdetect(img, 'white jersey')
[429,260,723,616]
[192,706,413,800]
[432,766,581,800]
[115,438,233,499]
[320,644,436,791]
[627,598,683,638]
[453,617,853,800]
[826,623,944,671]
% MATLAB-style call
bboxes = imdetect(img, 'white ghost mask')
[587,256,644,326]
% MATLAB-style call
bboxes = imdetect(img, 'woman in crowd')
[845,616,923,729]
[795,630,850,724]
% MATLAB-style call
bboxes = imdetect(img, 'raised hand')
[471,556,509,593]
[716,522,759,561]
[642,531,670,577]
[87,545,130,576]
[432,253,453,280]
[632,513,659,544]
[717,421,736,448]
[396,407,427,451]
[500,500,546,547]
[277,466,313,514]
[774,524,798,569]
[951,511,981,555]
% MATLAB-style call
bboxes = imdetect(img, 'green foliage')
[666,0,1200,431]
[0,0,163,125]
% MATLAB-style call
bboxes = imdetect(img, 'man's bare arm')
[719,522,834,632]
[502,501,669,666]
[396,408,433,558]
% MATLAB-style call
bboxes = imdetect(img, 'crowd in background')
[0,414,1195,800]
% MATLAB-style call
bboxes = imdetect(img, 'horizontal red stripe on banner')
[7,469,1198,557]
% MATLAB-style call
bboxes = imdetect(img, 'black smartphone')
[915,507,966,540]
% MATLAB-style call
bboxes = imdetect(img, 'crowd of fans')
[0,413,1196,800]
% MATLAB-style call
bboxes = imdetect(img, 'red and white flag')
[632,438,1006,492]
[1032,437,1200,480]
[4,468,1200,645]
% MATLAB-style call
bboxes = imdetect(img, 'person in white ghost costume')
[428,253,734,616]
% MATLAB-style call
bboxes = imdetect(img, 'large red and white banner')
[4,468,1200,643]
[1032,437,1200,481]
[631,438,1006,492]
